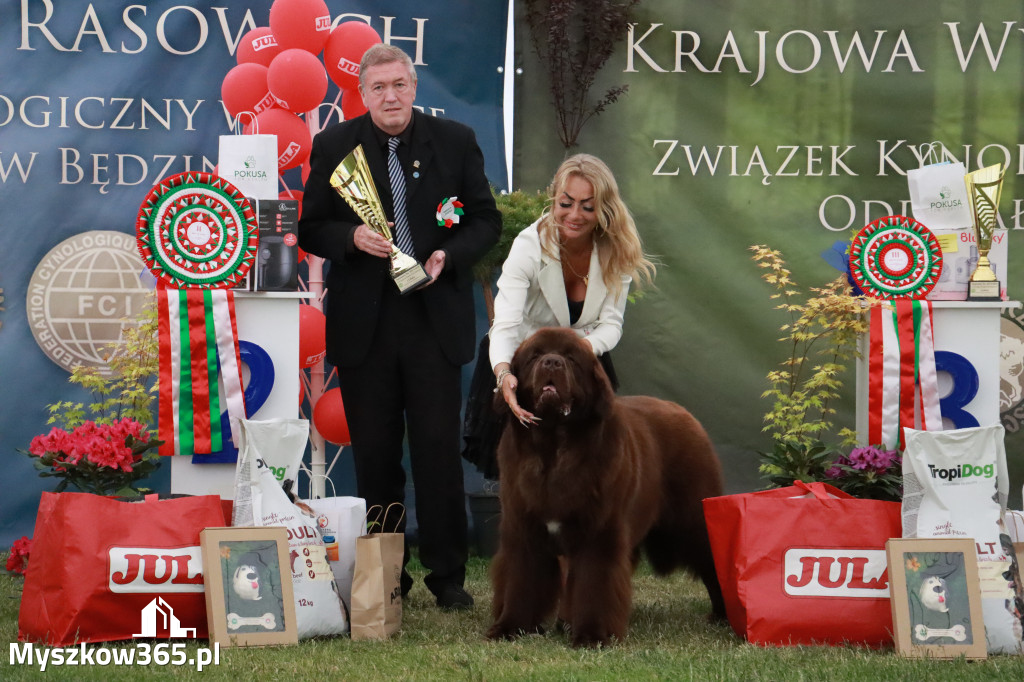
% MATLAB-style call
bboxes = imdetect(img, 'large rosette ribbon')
[850,215,943,449]
[137,171,258,456]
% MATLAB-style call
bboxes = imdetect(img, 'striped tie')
[387,137,416,257]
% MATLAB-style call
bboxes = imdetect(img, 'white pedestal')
[856,301,1020,440]
[170,291,310,498]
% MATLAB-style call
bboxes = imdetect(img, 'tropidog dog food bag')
[902,424,1024,654]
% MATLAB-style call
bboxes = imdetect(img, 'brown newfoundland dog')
[487,328,725,647]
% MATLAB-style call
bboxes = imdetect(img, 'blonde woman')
[489,153,656,425]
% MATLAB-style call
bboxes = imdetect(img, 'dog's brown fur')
[486,328,725,647]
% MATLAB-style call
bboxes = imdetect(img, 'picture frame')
[885,538,986,659]
[200,526,298,647]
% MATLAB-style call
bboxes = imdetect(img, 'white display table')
[170,291,310,498]
[856,301,1020,439]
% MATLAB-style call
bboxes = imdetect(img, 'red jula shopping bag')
[702,481,901,647]
[18,492,228,646]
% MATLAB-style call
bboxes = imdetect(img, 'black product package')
[240,198,299,291]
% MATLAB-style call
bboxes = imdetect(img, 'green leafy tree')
[750,245,878,485]
[45,291,159,430]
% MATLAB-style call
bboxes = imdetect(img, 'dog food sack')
[902,424,1024,654]
[246,458,349,638]
[232,418,349,639]
[302,496,366,612]
[231,418,308,521]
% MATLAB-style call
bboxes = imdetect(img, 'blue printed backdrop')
[0,0,509,545]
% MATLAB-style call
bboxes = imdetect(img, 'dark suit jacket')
[298,110,501,367]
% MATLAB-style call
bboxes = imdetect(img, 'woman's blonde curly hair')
[536,153,656,297]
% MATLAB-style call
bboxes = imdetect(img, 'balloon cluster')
[221,0,381,173]
[220,0,384,447]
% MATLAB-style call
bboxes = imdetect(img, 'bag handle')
[301,468,337,500]
[381,503,406,533]
[230,111,258,135]
[363,504,384,533]
[792,480,840,500]
[362,503,406,533]
[917,140,944,167]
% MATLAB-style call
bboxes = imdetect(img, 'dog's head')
[232,564,262,601]
[919,575,949,613]
[508,327,615,422]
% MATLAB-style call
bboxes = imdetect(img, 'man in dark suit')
[299,44,501,610]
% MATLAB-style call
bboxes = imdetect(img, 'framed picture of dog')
[200,527,298,647]
[885,538,986,659]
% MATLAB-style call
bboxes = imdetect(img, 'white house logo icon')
[133,597,197,638]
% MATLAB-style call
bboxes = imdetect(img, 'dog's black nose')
[540,354,565,370]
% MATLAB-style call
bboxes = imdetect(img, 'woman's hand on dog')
[496,364,540,427]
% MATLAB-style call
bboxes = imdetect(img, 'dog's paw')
[570,627,616,649]
[486,622,545,641]
[485,623,516,641]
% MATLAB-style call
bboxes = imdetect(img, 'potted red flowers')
[25,418,161,497]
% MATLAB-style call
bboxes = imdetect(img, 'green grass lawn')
[2,553,1023,681]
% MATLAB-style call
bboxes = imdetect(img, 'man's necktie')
[387,137,416,257]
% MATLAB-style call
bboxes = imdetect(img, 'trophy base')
[392,262,432,294]
[967,279,1002,302]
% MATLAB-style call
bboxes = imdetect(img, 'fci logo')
[783,548,890,598]
[26,231,151,373]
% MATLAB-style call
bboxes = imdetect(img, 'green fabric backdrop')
[513,0,1024,502]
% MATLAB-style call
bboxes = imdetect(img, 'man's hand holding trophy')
[331,144,431,294]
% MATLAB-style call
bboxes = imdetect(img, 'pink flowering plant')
[24,418,161,497]
[824,445,903,502]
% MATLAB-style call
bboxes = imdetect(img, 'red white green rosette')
[849,215,942,299]
[137,171,257,289]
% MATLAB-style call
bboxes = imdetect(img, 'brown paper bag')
[350,504,405,641]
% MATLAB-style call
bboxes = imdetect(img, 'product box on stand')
[927,227,1008,301]
[235,198,299,292]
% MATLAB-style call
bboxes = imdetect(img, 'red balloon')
[268,49,328,113]
[341,89,368,120]
[270,0,331,55]
[221,63,275,118]
[298,303,326,368]
[323,21,382,91]
[237,27,282,67]
[245,108,312,171]
[313,388,351,445]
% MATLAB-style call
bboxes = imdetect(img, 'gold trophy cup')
[963,163,1005,301]
[331,144,430,294]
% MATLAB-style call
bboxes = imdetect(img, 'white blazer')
[489,220,631,369]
